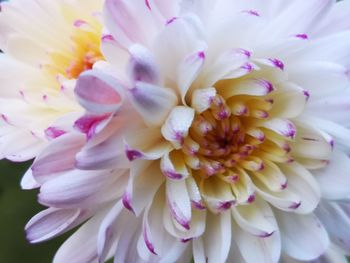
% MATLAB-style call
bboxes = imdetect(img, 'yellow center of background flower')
[42,9,103,81]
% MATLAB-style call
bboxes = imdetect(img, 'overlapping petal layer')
[15,0,350,262]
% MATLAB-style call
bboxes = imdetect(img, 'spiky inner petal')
[168,77,331,205]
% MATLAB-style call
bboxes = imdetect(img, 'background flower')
[0,0,103,161]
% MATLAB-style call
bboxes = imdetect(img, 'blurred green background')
[0,160,69,262]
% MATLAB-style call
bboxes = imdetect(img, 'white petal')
[123,160,164,216]
[269,82,308,119]
[137,191,188,261]
[275,211,330,261]
[53,211,107,263]
[163,191,206,240]
[191,87,216,113]
[292,31,350,68]
[161,150,189,180]
[39,169,127,208]
[255,162,320,214]
[253,160,287,192]
[75,117,132,170]
[201,48,252,87]
[97,201,124,263]
[262,118,296,140]
[316,0,350,35]
[177,49,206,103]
[232,198,276,238]
[25,208,89,244]
[193,237,206,263]
[0,129,45,162]
[103,0,159,48]
[309,244,348,263]
[201,211,232,262]
[112,213,144,263]
[291,123,333,161]
[31,133,85,184]
[166,179,192,230]
[21,168,40,190]
[218,78,275,99]
[128,44,160,84]
[306,92,350,128]
[161,106,195,149]
[313,150,350,200]
[232,219,281,263]
[186,176,205,210]
[153,14,206,82]
[5,34,47,66]
[316,200,350,254]
[201,176,236,214]
[127,82,178,126]
[279,163,320,214]
[288,61,349,101]
[261,0,333,37]
[301,117,350,153]
[74,113,112,141]
[124,127,171,161]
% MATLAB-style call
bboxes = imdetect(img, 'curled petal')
[38,169,127,208]
[163,198,206,240]
[161,106,195,149]
[26,208,90,244]
[21,168,40,190]
[137,190,188,261]
[232,219,281,263]
[191,87,216,113]
[316,200,350,254]
[124,127,171,161]
[269,82,309,119]
[177,49,206,103]
[232,198,276,238]
[186,176,205,210]
[75,70,124,114]
[313,150,350,200]
[128,44,160,84]
[97,201,124,263]
[258,162,320,214]
[199,211,232,263]
[275,211,330,261]
[166,179,192,230]
[252,160,287,192]
[128,82,178,126]
[262,118,296,140]
[219,78,275,99]
[53,211,108,263]
[103,0,159,48]
[202,48,253,86]
[31,133,85,184]
[161,150,189,180]
[201,176,236,214]
[123,160,164,216]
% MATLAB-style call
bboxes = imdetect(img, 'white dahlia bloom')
[0,0,104,162]
[24,0,350,262]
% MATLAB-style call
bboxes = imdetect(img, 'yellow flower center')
[42,16,103,80]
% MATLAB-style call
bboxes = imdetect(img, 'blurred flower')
[25,0,350,262]
[0,0,103,162]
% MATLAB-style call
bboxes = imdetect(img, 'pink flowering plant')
[1,0,350,262]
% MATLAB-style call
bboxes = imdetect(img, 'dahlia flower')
[0,0,104,162]
[24,0,350,262]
